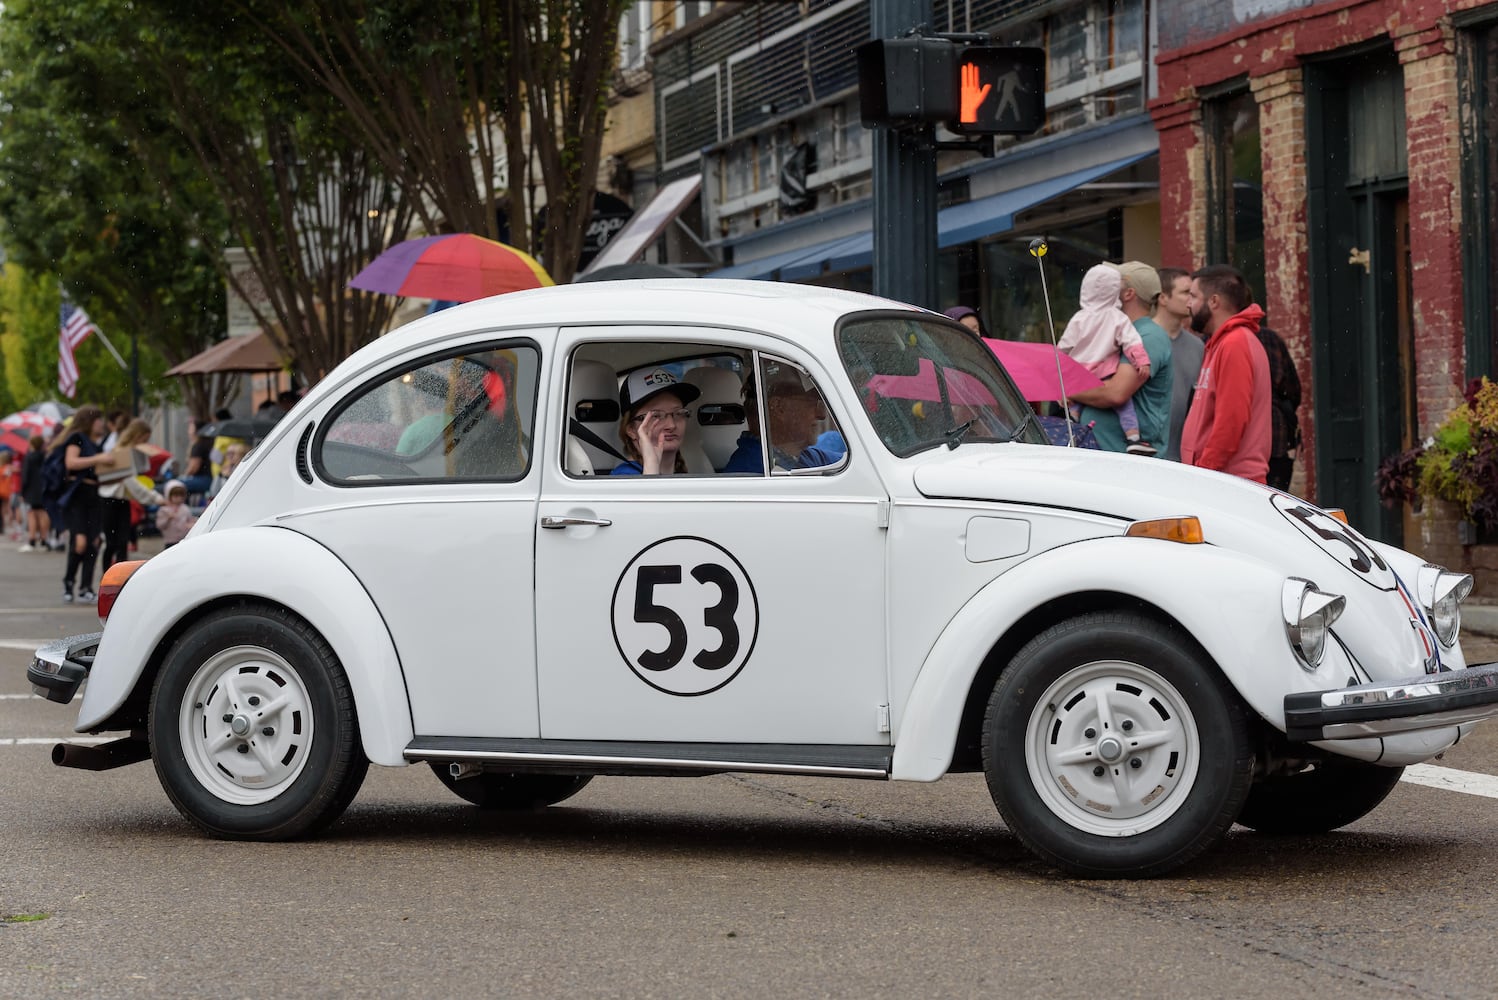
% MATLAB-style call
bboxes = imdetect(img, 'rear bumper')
[1285,661,1498,741]
[27,632,102,704]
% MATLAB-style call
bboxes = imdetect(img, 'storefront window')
[1463,20,1498,377]
[979,214,1119,344]
[1204,89,1266,306]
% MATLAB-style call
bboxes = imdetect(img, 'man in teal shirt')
[1069,261,1173,455]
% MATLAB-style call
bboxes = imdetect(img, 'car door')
[287,337,548,740]
[534,328,890,747]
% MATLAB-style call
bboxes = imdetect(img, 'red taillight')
[97,560,146,622]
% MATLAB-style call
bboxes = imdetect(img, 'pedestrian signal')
[856,38,959,125]
[950,46,1045,135]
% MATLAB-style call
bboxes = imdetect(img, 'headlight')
[1416,564,1474,646]
[1281,578,1347,669]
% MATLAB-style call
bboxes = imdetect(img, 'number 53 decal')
[611,537,760,696]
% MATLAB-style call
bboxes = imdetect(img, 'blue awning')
[710,150,1153,281]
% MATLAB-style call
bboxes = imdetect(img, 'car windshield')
[837,314,1045,457]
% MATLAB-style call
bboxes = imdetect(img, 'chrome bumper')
[1284,661,1498,741]
[27,632,103,704]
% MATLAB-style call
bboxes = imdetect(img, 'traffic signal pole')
[871,0,936,311]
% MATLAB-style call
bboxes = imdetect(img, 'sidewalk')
[1467,600,1498,639]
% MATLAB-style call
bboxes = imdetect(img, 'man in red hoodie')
[1179,265,1272,483]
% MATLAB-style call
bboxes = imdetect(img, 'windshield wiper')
[1008,410,1041,443]
[943,419,976,450]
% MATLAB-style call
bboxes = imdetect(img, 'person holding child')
[1066,262,1174,458]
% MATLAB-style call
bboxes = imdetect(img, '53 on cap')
[619,367,701,411]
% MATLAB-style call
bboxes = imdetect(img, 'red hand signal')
[960,62,992,124]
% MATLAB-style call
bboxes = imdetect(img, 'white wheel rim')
[178,645,315,806]
[1023,659,1200,837]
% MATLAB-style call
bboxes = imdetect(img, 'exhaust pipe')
[52,738,150,771]
[449,761,484,781]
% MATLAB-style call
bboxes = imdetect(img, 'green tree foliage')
[236,0,627,283]
[0,0,223,414]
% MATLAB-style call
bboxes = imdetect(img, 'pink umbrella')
[983,339,1103,403]
[866,359,998,406]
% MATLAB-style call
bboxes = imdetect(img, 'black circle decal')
[610,536,759,696]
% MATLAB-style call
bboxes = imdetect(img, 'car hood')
[914,444,1442,677]
[913,444,1280,523]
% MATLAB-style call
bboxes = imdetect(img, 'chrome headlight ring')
[1281,577,1347,670]
[1415,564,1475,647]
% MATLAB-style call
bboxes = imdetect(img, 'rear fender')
[78,527,413,766]
[891,536,1348,780]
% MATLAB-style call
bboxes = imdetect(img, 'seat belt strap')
[568,418,629,466]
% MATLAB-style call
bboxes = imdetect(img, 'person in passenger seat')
[611,368,701,476]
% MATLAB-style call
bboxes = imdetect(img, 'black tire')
[428,763,593,810]
[983,611,1253,879]
[1237,758,1405,834]
[149,603,368,839]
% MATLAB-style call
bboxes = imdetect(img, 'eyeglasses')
[629,408,691,424]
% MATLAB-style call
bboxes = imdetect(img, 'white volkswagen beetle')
[30,280,1498,877]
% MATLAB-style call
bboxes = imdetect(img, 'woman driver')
[611,368,701,476]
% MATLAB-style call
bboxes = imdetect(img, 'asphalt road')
[2,539,1497,999]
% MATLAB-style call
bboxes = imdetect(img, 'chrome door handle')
[541,515,612,529]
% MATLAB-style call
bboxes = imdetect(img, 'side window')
[741,355,846,476]
[318,344,538,484]
[566,345,749,477]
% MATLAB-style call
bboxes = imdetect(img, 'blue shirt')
[723,432,841,474]
[610,461,643,476]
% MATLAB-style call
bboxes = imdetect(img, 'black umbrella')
[573,262,696,282]
[199,417,282,444]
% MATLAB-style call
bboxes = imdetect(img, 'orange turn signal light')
[1124,516,1205,544]
[1324,507,1349,524]
[98,560,146,622]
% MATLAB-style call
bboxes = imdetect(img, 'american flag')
[58,301,98,398]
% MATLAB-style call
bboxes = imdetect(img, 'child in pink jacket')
[1058,264,1155,455]
[155,480,196,547]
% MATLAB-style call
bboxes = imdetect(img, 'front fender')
[891,536,1352,781]
[78,527,413,766]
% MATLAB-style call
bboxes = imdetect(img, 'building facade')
[646,0,1165,339]
[1153,0,1498,549]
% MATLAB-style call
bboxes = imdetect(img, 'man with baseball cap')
[723,362,841,474]
[1067,260,1173,456]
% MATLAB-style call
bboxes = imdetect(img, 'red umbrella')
[0,410,58,455]
[983,339,1103,403]
[348,233,554,302]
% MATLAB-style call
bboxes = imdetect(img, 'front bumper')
[27,632,102,704]
[1285,661,1498,741]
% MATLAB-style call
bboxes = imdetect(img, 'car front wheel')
[1236,758,1405,834]
[428,763,593,810]
[149,603,368,839]
[983,611,1253,878]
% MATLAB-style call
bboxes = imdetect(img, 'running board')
[404,737,892,779]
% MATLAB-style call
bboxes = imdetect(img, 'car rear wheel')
[149,603,367,839]
[983,611,1253,878]
[428,763,593,810]
[1237,758,1405,834]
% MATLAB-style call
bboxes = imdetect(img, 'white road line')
[0,737,108,745]
[1402,764,1498,799]
[0,693,42,699]
[0,639,58,650]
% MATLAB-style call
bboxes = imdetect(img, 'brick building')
[1152,0,1498,554]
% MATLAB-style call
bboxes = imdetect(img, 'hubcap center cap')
[1096,736,1124,763]
[229,714,252,737]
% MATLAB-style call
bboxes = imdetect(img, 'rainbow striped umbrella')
[349,233,554,303]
